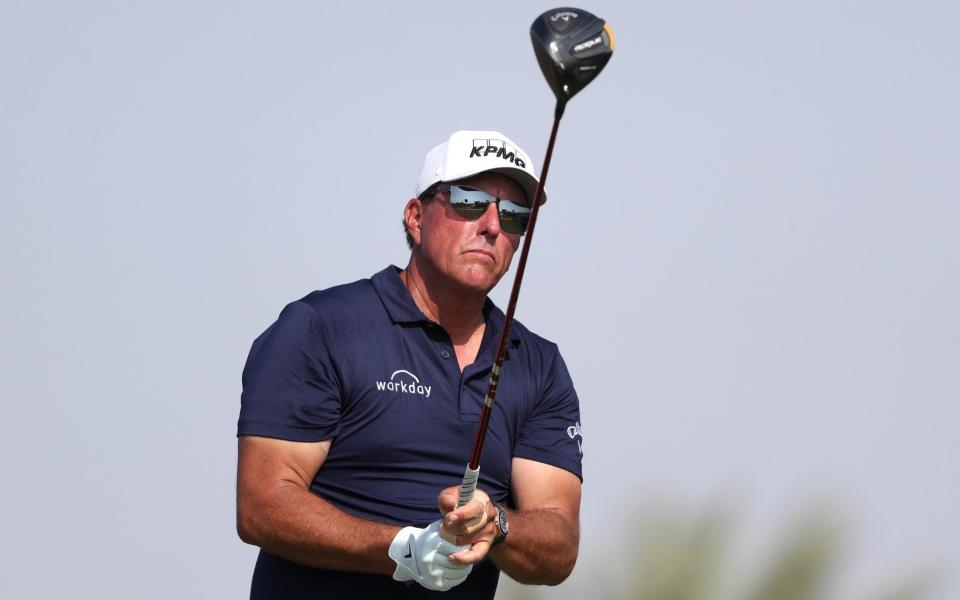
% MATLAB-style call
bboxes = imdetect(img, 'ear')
[404,198,424,246]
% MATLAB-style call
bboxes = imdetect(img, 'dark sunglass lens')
[498,199,531,235]
[448,186,530,235]
[449,186,494,219]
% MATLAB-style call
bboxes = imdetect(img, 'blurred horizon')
[497,499,942,599]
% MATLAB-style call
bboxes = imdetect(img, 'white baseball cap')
[414,130,546,205]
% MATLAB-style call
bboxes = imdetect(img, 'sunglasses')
[424,185,531,235]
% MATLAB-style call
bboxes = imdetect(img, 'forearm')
[237,481,400,575]
[489,506,579,585]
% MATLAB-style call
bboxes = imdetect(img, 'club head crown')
[530,7,614,105]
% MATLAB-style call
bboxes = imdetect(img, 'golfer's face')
[419,172,525,294]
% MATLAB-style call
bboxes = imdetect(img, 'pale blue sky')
[2,1,957,598]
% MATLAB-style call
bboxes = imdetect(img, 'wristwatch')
[491,503,509,546]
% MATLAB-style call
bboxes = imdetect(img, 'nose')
[476,200,502,237]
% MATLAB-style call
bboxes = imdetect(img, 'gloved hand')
[388,520,473,591]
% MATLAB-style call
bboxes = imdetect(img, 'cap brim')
[481,166,546,206]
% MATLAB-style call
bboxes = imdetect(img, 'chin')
[454,264,505,294]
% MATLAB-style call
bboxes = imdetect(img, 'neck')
[399,256,487,344]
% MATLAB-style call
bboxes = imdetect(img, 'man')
[237,130,583,599]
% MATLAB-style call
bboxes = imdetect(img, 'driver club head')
[530,8,615,108]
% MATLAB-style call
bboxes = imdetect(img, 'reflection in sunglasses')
[431,185,531,235]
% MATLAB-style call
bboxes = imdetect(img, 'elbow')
[511,551,578,586]
[541,536,579,585]
[556,565,577,586]
[513,569,573,587]
[236,494,265,547]
[543,556,577,586]
[236,514,257,546]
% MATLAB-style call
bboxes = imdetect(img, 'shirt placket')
[421,322,466,415]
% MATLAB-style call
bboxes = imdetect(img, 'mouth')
[462,248,496,263]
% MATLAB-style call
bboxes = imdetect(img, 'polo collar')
[371,265,522,343]
[371,266,429,324]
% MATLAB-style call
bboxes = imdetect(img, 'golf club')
[454,7,615,510]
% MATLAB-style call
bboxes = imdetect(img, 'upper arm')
[236,435,332,540]
[510,457,581,523]
[236,301,344,544]
[238,435,331,493]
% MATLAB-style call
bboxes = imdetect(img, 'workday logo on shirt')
[375,369,432,398]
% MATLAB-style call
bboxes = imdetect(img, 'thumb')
[438,488,459,513]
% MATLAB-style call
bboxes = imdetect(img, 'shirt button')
[441,350,451,359]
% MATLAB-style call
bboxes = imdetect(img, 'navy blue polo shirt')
[238,266,582,599]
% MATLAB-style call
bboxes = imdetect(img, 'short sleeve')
[237,300,342,442]
[513,349,583,481]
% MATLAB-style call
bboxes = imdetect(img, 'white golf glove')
[388,520,472,591]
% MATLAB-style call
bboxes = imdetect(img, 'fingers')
[399,520,474,592]
[438,486,491,516]
[437,486,459,513]
[438,523,459,544]
[452,521,496,547]
[442,491,492,536]
[429,550,463,570]
[437,520,496,566]
[443,497,483,525]
[449,538,492,565]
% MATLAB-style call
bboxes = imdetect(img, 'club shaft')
[458,108,564,506]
